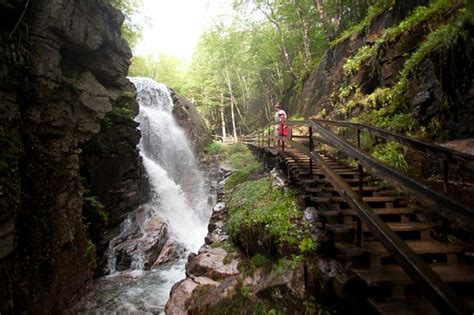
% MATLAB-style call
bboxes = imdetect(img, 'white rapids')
[77,77,212,314]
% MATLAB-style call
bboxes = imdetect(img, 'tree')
[108,0,143,48]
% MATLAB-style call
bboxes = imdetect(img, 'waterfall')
[133,78,209,251]
[77,77,212,314]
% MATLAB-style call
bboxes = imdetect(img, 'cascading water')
[77,77,212,314]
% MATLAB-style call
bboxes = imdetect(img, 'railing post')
[356,128,363,247]
[357,128,361,147]
[267,127,270,147]
[281,123,285,152]
[443,158,449,193]
[309,126,313,178]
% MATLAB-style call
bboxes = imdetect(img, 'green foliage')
[332,0,395,46]
[250,253,268,269]
[392,6,472,111]
[341,0,459,84]
[129,55,188,93]
[112,104,134,119]
[288,114,305,121]
[205,141,226,155]
[383,0,459,42]
[298,237,317,253]
[108,0,143,48]
[227,177,301,250]
[371,142,409,172]
[222,143,262,189]
[343,45,377,75]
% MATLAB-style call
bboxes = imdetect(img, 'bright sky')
[134,0,234,62]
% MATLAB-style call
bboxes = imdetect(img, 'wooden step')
[364,240,470,258]
[309,196,402,204]
[291,167,357,173]
[368,297,440,315]
[353,263,474,287]
[288,164,347,170]
[320,207,414,217]
[298,178,369,184]
[326,222,435,234]
[295,171,361,177]
[305,186,383,193]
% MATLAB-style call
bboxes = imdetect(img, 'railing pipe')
[285,137,470,315]
[310,121,474,221]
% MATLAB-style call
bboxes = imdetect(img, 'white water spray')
[77,77,212,314]
[134,77,209,251]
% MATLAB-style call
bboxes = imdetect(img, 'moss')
[342,0,462,77]
[190,285,215,308]
[392,8,472,111]
[343,44,378,76]
[111,104,134,119]
[85,239,97,269]
[331,0,396,46]
[226,177,301,254]
[223,144,262,190]
[59,76,80,93]
[205,141,225,155]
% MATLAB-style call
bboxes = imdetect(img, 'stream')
[77,77,213,314]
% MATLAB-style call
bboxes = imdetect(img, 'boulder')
[165,278,200,315]
[152,239,186,267]
[170,89,211,154]
[186,246,240,280]
[114,215,169,271]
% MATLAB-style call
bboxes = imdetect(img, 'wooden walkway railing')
[246,119,474,315]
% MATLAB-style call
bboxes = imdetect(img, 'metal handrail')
[312,119,474,163]
[308,120,474,221]
[252,120,474,314]
[265,134,470,314]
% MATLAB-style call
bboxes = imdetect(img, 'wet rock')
[439,139,474,156]
[187,276,241,314]
[303,207,318,223]
[0,0,136,312]
[205,201,230,245]
[186,246,240,280]
[253,262,306,301]
[152,239,186,267]
[114,216,169,271]
[270,167,287,188]
[165,278,199,315]
[170,89,211,153]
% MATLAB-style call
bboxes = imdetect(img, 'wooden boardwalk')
[254,145,474,314]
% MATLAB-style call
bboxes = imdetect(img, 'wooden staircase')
[275,148,474,315]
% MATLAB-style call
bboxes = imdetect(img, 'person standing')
[274,103,288,144]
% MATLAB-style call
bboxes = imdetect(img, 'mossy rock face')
[0,124,22,258]
[232,221,278,258]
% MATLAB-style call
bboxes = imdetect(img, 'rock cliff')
[301,0,473,140]
[0,0,140,312]
[171,89,211,154]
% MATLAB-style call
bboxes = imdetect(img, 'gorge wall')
[171,89,211,154]
[0,0,140,312]
[300,0,473,141]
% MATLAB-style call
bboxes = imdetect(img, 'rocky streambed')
[165,166,333,314]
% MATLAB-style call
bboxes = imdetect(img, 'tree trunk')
[224,67,238,142]
[294,0,312,63]
[220,91,226,141]
[313,0,334,40]
[258,2,297,79]
[230,98,237,142]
